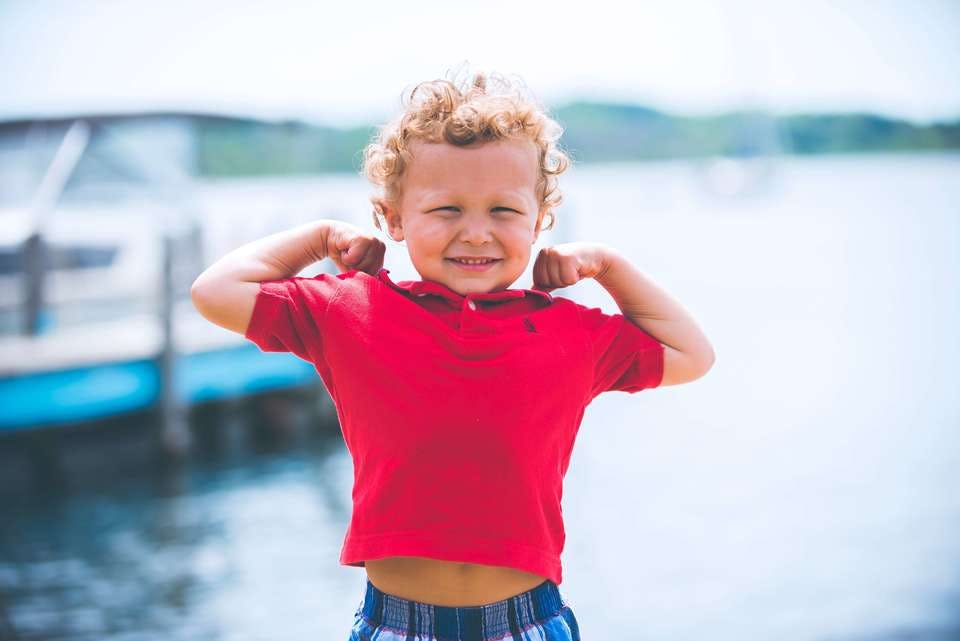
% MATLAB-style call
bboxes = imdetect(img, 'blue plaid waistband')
[358,577,567,641]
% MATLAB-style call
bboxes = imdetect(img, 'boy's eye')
[427,205,524,216]
[429,207,521,214]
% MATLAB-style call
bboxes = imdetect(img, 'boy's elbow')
[681,345,716,383]
[189,276,260,336]
[693,345,716,379]
[190,284,205,317]
[660,344,715,386]
[190,276,216,318]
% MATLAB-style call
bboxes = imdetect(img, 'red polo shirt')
[244,267,664,585]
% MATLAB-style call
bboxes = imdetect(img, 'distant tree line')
[193,103,960,176]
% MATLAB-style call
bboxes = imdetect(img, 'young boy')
[191,70,714,640]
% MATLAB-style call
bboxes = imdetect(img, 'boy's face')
[382,138,547,296]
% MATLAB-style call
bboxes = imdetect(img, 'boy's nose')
[457,216,494,244]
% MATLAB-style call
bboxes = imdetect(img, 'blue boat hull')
[0,346,319,432]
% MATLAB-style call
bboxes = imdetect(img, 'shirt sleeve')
[243,272,342,364]
[575,302,665,398]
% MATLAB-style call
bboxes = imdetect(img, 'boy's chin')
[445,277,503,296]
[456,278,523,296]
[417,262,526,294]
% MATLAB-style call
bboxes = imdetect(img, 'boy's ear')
[376,198,404,242]
[532,207,549,244]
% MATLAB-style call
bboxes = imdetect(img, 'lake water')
[1,152,958,640]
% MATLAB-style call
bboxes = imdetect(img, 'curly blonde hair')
[361,67,571,234]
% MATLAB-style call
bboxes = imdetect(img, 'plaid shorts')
[349,577,581,641]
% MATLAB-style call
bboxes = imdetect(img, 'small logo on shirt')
[523,318,537,333]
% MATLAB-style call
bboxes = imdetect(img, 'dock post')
[157,232,191,459]
[21,120,91,336]
[21,232,47,336]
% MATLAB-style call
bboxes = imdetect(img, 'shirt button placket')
[466,299,477,311]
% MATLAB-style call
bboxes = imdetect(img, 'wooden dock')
[0,301,319,433]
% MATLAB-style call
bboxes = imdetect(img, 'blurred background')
[1,1,958,639]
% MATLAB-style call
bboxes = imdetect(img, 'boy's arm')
[595,249,715,386]
[190,220,336,335]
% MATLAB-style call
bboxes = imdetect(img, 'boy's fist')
[326,221,386,274]
[531,242,610,292]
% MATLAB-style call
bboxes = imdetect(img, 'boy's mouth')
[446,257,502,271]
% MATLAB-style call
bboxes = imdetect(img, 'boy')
[192,69,714,640]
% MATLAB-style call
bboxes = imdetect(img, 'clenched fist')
[531,242,611,292]
[325,221,386,275]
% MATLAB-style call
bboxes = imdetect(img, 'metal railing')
[13,117,201,457]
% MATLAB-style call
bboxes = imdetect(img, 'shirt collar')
[376,268,553,304]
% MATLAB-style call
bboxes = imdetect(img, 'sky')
[1,0,958,126]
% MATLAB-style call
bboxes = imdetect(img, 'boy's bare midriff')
[364,556,548,606]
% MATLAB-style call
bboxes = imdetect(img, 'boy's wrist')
[308,219,337,263]
[248,219,338,280]
[593,245,624,283]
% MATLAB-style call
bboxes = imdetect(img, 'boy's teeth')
[454,258,495,264]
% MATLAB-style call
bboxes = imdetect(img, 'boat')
[0,113,342,442]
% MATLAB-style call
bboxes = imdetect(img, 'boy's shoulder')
[302,268,428,301]
[295,268,375,289]
[326,269,602,318]
[322,267,392,300]
[260,268,372,308]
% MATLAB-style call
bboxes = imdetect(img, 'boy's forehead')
[404,139,539,191]
[413,186,533,202]
[409,139,536,168]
